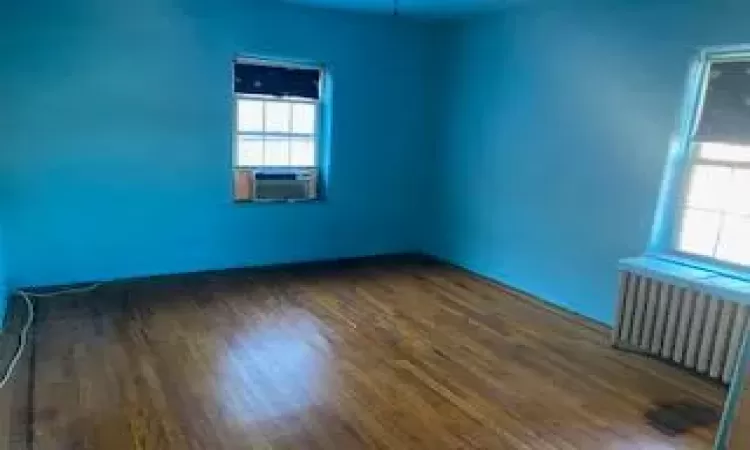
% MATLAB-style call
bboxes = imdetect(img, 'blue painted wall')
[284,0,510,17]
[429,1,750,324]
[0,228,7,326]
[0,0,433,288]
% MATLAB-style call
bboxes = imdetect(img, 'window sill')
[620,255,750,304]
[234,198,324,205]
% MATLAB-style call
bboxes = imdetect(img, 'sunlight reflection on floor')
[217,309,332,425]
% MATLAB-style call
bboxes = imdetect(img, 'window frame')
[231,56,324,170]
[651,45,750,277]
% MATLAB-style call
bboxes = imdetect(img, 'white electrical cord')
[0,291,34,389]
[0,283,101,389]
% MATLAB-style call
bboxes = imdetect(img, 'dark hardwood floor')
[1,259,726,449]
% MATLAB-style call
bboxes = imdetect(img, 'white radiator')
[614,270,750,384]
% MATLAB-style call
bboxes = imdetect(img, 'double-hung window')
[671,53,750,268]
[232,58,322,201]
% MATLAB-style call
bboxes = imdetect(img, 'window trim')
[650,44,750,278]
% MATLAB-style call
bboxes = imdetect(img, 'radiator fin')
[640,279,660,351]
[710,301,735,379]
[662,286,683,360]
[614,271,750,385]
[684,293,707,369]
[631,277,649,347]
[673,290,696,365]
[724,305,749,383]
[697,297,720,374]
[650,283,671,355]
[619,272,636,343]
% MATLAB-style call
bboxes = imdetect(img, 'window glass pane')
[725,169,750,215]
[290,138,315,166]
[264,137,290,166]
[716,215,750,266]
[236,99,263,132]
[264,101,291,133]
[686,164,732,210]
[236,136,264,166]
[292,103,316,134]
[678,209,721,257]
[699,142,750,163]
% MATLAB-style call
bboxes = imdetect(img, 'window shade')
[234,61,320,100]
[694,61,750,146]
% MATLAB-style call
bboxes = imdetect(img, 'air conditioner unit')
[247,168,318,202]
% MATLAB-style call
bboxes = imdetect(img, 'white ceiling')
[281,0,524,18]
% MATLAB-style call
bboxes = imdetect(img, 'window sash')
[684,206,750,219]
[237,132,316,139]
[691,159,750,169]
[235,138,317,168]
[675,141,750,266]
[233,94,320,168]
[235,94,318,105]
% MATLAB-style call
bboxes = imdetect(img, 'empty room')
[2,0,750,448]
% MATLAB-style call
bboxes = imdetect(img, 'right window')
[676,59,750,266]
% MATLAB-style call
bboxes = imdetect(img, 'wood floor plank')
[10,260,726,449]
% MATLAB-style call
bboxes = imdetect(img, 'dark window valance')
[695,61,750,146]
[234,61,320,100]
